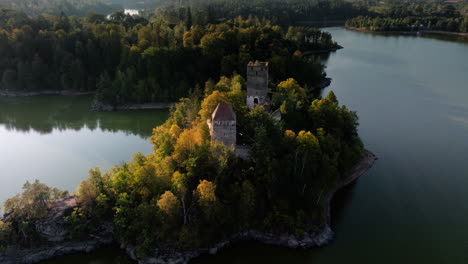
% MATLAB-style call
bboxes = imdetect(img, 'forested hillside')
[0,0,120,16]
[147,0,370,26]
[346,1,468,32]
[0,7,339,105]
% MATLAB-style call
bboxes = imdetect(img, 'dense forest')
[346,2,468,33]
[0,74,364,255]
[0,0,370,22]
[0,6,339,105]
[147,0,370,26]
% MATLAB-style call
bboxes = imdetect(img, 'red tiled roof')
[212,103,236,121]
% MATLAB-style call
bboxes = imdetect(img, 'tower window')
[254,98,259,105]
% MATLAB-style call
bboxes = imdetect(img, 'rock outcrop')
[0,90,95,97]
[0,196,115,264]
[91,100,176,112]
[34,197,77,242]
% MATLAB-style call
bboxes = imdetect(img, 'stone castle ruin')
[208,102,237,147]
[246,61,269,109]
[209,61,276,158]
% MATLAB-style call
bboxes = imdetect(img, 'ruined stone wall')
[211,120,236,147]
[247,65,268,109]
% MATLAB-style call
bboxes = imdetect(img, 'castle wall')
[246,64,269,109]
[246,95,268,109]
[211,120,236,147]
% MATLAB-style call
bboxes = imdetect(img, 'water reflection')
[42,245,134,264]
[0,95,169,214]
[0,96,168,138]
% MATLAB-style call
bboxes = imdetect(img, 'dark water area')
[41,245,134,264]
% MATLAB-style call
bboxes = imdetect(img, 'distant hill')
[0,0,122,16]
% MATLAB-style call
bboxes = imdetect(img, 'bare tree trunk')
[300,153,307,179]
[294,151,299,176]
[181,195,187,225]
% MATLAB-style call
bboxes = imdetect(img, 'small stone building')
[246,61,269,109]
[209,102,237,147]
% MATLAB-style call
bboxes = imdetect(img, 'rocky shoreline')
[91,101,176,112]
[0,237,114,264]
[0,197,115,264]
[345,26,468,37]
[0,150,376,264]
[123,226,335,264]
[123,149,377,264]
[0,90,96,97]
[301,46,343,57]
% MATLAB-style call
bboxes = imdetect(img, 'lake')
[192,28,468,263]
[6,27,468,263]
[0,95,168,206]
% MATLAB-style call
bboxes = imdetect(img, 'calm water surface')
[0,95,168,205]
[25,28,468,263]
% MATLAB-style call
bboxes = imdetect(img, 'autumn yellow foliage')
[196,180,217,203]
[157,191,180,216]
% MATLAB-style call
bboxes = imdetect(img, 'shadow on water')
[41,245,135,264]
[191,181,361,264]
[329,181,358,230]
[0,95,168,138]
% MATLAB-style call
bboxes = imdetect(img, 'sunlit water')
[0,96,167,206]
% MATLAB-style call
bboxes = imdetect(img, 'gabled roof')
[212,103,236,121]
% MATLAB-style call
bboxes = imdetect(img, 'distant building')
[208,102,237,147]
[246,61,269,109]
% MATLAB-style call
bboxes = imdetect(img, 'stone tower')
[246,61,269,109]
[209,103,236,147]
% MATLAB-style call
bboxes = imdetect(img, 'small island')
[0,61,376,264]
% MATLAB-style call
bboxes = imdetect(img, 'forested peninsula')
[0,73,376,263]
[0,1,379,263]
